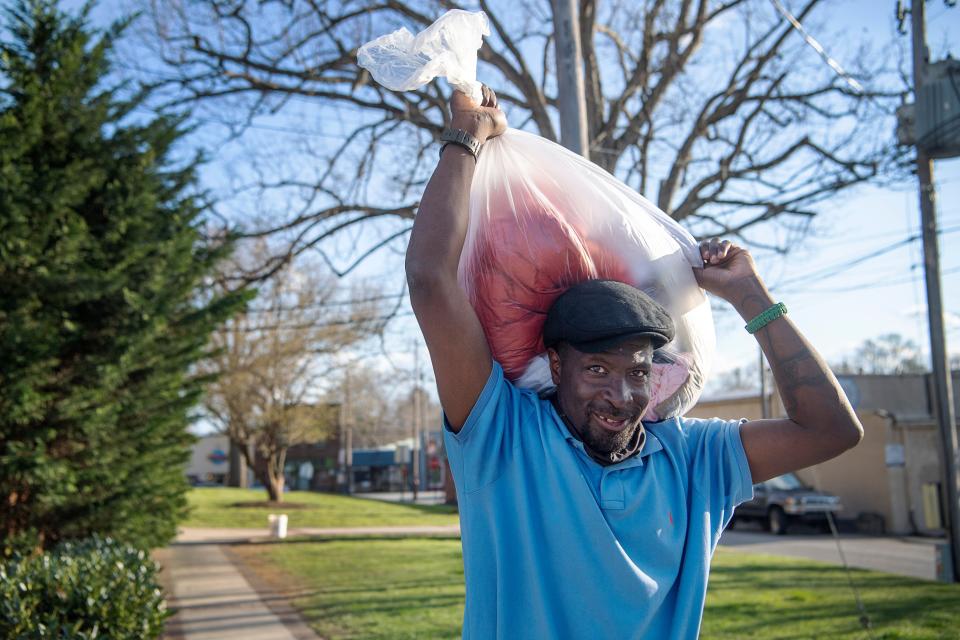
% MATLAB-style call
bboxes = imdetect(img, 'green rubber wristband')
[745,302,788,334]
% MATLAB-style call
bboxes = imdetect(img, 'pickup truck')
[733,472,842,535]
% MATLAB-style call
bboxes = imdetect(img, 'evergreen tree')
[0,0,247,551]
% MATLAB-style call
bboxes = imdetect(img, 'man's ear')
[547,347,562,386]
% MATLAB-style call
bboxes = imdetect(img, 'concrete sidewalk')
[156,525,461,639]
[174,524,461,544]
[156,542,318,640]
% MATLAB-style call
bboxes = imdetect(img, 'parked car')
[733,472,842,535]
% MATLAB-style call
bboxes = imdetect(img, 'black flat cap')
[543,279,674,352]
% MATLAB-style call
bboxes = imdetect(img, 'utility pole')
[412,342,421,501]
[338,381,346,494]
[911,0,960,582]
[345,369,354,495]
[551,0,590,158]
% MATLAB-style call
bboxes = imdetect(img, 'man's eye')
[588,365,606,374]
[631,369,649,378]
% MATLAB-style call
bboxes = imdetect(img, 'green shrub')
[0,536,169,639]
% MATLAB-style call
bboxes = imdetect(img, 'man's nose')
[601,376,635,409]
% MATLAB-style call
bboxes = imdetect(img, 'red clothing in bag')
[467,191,631,380]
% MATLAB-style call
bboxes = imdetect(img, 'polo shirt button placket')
[600,468,626,511]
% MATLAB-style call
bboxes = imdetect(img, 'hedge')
[0,536,168,639]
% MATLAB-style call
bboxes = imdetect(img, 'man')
[406,86,862,639]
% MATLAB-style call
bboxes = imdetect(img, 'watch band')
[439,127,482,160]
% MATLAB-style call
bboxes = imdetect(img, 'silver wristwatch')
[440,127,483,160]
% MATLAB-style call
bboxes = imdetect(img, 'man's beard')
[579,417,642,454]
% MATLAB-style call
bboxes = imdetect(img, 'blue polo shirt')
[443,362,753,640]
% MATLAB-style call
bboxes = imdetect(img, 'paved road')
[719,526,944,581]
[352,489,448,505]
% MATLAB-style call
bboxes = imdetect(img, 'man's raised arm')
[405,87,507,431]
[695,239,864,483]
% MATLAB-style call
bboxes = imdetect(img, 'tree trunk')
[228,439,249,488]
[266,471,284,503]
[264,447,287,503]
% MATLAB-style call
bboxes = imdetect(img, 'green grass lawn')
[231,538,960,640]
[182,488,459,529]
[703,549,960,639]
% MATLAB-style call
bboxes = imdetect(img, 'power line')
[769,0,863,92]
[784,264,960,294]
[803,214,960,249]
[773,224,960,288]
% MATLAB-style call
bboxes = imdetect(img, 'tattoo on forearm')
[760,337,836,418]
[737,293,771,315]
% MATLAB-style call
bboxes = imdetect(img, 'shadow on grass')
[232,536,466,639]
[711,561,911,589]
[707,598,956,639]
[229,501,311,509]
[705,561,960,639]
[380,501,459,516]
[292,576,464,595]
[295,592,464,640]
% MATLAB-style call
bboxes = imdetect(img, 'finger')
[480,84,490,106]
[489,87,499,109]
[716,239,733,260]
[708,237,721,263]
[450,89,471,113]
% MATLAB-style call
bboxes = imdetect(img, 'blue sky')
[71,0,960,395]
[707,1,960,378]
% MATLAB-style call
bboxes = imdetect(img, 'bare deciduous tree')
[834,332,928,375]
[140,0,908,278]
[201,242,386,502]
[712,360,761,392]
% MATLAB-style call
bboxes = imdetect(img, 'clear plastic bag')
[461,129,714,420]
[357,10,489,103]
[359,10,715,420]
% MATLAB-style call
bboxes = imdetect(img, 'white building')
[186,434,231,485]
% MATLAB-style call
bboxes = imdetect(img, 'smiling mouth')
[591,411,630,431]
